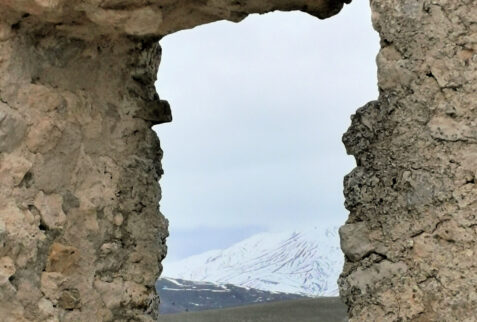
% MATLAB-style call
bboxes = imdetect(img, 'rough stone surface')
[0,0,349,321]
[0,22,169,322]
[0,0,476,321]
[0,0,348,39]
[339,1,477,320]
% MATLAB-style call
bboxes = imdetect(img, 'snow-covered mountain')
[162,226,343,296]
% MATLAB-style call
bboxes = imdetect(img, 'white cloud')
[154,1,379,235]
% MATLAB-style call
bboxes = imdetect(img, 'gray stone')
[0,0,475,321]
[339,222,374,262]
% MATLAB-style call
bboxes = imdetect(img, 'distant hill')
[156,277,309,314]
[157,297,348,322]
[162,226,343,296]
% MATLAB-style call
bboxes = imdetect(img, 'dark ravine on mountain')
[0,0,475,321]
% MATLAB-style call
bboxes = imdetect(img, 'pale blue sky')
[154,1,379,261]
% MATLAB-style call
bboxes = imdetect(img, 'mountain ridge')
[162,226,343,296]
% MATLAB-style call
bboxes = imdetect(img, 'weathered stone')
[0,0,348,39]
[34,192,67,230]
[94,279,124,310]
[37,298,59,322]
[57,288,81,310]
[87,6,164,36]
[0,203,44,269]
[339,222,374,262]
[0,154,32,187]
[0,102,27,153]
[340,1,477,320]
[15,85,66,113]
[45,243,79,274]
[123,281,150,307]
[61,190,80,213]
[0,0,475,321]
[40,272,66,303]
[0,257,15,285]
[0,23,12,41]
[16,279,44,321]
[25,118,63,153]
[345,261,408,293]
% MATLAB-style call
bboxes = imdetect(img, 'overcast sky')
[154,1,379,261]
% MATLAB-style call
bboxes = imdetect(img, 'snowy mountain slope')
[162,226,343,296]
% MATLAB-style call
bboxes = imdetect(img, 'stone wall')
[0,28,171,321]
[339,1,476,320]
[0,0,475,321]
